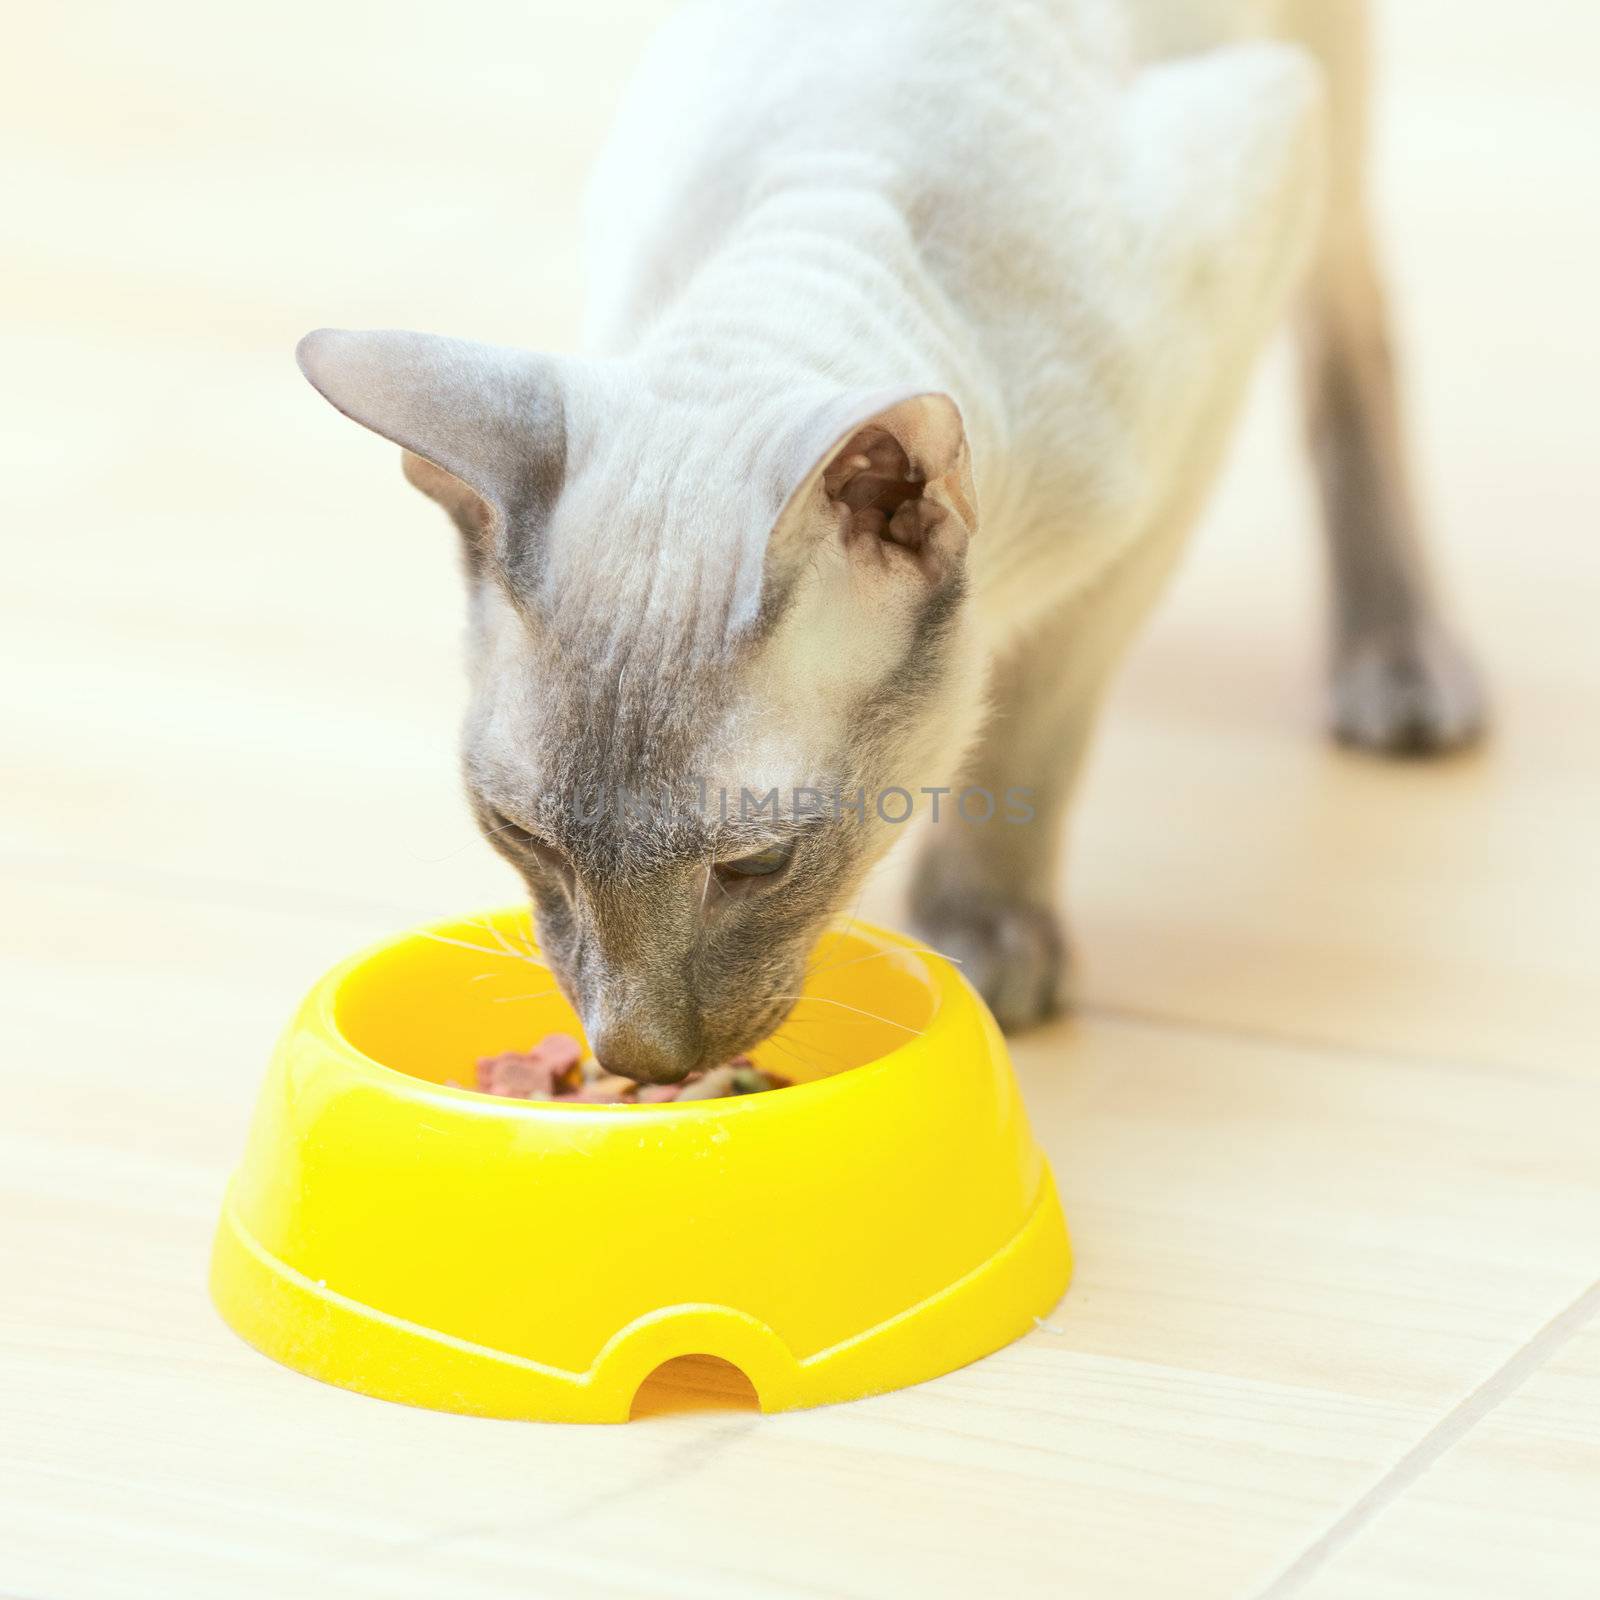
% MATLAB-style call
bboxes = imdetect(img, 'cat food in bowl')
[468,1032,790,1102]
[209,908,1071,1422]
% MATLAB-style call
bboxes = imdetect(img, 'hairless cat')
[297,0,1482,1080]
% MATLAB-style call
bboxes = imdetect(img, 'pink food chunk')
[475,1031,585,1099]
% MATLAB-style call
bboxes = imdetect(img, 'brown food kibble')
[586,1073,642,1100]
[471,1037,792,1104]
[671,1065,742,1102]
[732,1064,790,1094]
[634,1084,683,1103]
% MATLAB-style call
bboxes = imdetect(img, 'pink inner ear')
[402,450,496,539]
[822,427,948,550]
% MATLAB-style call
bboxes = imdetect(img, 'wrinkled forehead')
[524,403,785,652]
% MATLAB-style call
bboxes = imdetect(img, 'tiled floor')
[3,2,1596,1595]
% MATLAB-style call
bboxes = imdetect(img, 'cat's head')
[298,329,982,1080]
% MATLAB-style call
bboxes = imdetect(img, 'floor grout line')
[7,853,1572,1091]
[1252,1277,1600,1599]
[1075,998,1572,1086]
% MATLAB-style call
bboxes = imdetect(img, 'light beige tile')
[1295,1321,1600,1600]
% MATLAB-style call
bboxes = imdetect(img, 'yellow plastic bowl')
[210,909,1071,1421]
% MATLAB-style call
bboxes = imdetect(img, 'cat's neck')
[614,167,1007,468]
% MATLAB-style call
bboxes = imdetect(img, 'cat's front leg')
[910,516,1194,1032]
[910,829,1072,1034]
[908,606,1108,1032]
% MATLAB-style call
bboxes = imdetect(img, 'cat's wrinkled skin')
[297,0,1482,1077]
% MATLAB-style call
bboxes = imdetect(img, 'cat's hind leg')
[1291,0,1485,753]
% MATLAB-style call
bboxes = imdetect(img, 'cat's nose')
[587,1014,697,1084]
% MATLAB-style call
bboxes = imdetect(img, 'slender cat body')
[298,0,1482,1078]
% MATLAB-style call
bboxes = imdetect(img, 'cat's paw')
[1330,625,1486,756]
[910,888,1069,1033]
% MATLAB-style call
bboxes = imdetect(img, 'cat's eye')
[483,808,570,879]
[715,841,794,881]
[483,808,539,849]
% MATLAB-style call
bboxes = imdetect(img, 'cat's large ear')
[764,388,977,600]
[295,328,565,545]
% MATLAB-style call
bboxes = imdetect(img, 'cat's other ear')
[770,388,977,593]
[295,328,566,541]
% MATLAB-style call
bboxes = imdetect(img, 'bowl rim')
[310,908,964,1117]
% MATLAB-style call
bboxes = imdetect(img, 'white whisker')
[760,1033,829,1080]
[469,916,527,964]
[764,1026,856,1074]
[772,995,924,1035]
[419,930,542,966]
[805,944,964,979]
[490,987,563,1004]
